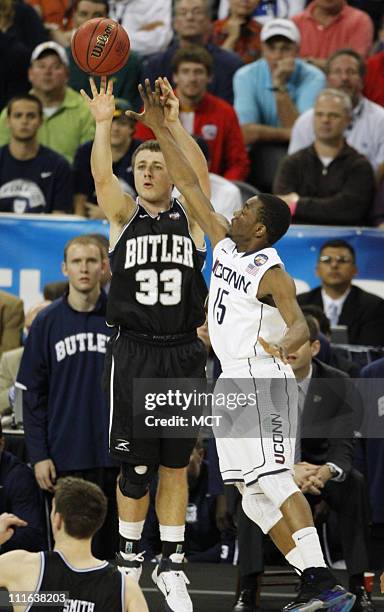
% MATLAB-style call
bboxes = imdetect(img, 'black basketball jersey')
[107,198,207,334]
[29,551,124,611]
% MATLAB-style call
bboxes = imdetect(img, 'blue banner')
[1,215,384,309]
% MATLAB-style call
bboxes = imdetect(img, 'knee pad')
[241,485,283,534]
[257,470,300,509]
[119,463,158,499]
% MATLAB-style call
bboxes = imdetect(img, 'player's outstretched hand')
[80,76,115,123]
[126,79,166,130]
[158,77,179,124]
[0,512,27,545]
[380,572,384,594]
[259,337,288,364]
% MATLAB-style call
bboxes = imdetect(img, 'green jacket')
[0,87,95,163]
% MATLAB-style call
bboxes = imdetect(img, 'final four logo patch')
[254,253,268,266]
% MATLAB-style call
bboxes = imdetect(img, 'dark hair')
[171,46,213,76]
[131,140,162,170]
[301,304,331,336]
[319,239,355,262]
[304,314,320,343]
[75,0,108,9]
[326,48,365,79]
[256,193,291,244]
[54,477,107,539]
[7,94,43,117]
[63,235,105,261]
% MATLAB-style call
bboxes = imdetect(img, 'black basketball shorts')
[104,330,207,468]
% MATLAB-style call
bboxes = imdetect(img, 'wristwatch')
[271,85,287,93]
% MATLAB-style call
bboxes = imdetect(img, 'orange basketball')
[71,18,130,76]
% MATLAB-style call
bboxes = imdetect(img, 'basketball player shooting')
[80,77,209,612]
[126,78,356,612]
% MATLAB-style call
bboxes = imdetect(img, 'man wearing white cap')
[234,18,326,146]
[0,42,94,163]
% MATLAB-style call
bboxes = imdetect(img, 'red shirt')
[211,17,262,65]
[364,52,384,108]
[293,1,373,59]
[134,92,249,181]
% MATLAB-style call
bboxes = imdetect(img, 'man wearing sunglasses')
[298,239,384,346]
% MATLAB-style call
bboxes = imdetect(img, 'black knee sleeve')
[118,463,158,499]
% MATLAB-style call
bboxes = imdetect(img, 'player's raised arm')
[80,77,136,233]
[127,79,227,248]
[258,267,309,363]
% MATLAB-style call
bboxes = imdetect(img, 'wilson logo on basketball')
[91,24,115,58]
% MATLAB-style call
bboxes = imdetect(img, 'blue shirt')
[234,57,326,126]
[0,145,73,213]
[16,292,115,471]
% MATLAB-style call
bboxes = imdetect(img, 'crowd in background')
[1,0,384,608]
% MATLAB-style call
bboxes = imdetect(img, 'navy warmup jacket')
[16,292,114,471]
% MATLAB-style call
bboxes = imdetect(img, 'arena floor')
[140,564,384,612]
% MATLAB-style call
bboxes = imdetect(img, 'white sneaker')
[152,557,193,612]
[116,551,145,583]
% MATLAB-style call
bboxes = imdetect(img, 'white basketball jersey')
[208,238,287,368]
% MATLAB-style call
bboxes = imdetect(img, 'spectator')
[0,41,95,163]
[355,358,384,534]
[0,0,47,110]
[86,233,112,293]
[0,420,45,552]
[290,315,374,612]
[0,94,73,213]
[297,239,384,346]
[15,235,118,559]
[49,0,107,47]
[136,47,249,180]
[141,0,244,105]
[0,477,149,612]
[108,0,172,57]
[0,300,50,419]
[0,290,24,357]
[59,0,142,112]
[74,99,142,217]
[26,0,74,36]
[292,0,374,70]
[289,49,384,173]
[363,51,384,109]
[234,18,326,146]
[211,0,262,64]
[274,89,375,226]
[141,439,235,563]
[216,0,305,22]
[43,280,68,300]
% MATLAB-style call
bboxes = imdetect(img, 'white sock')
[285,547,306,573]
[292,527,326,569]
[119,519,145,560]
[159,524,185,542]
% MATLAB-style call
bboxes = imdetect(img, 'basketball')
[71,18,130,76]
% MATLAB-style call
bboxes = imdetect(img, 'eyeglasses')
[318,255,354,264]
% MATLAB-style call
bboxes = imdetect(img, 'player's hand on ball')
[80,76,115,123]
[126,78,166,130]
[259,337,288,364]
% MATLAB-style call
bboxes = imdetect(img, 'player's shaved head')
[255,194,291,244]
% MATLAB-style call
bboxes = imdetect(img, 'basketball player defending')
[0,478,148,612]
[81,77,208,612]
[126,79,356,612]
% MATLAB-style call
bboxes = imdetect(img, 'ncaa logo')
[254,253,268,266]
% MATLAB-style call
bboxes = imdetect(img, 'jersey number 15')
[213,288,229,324]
